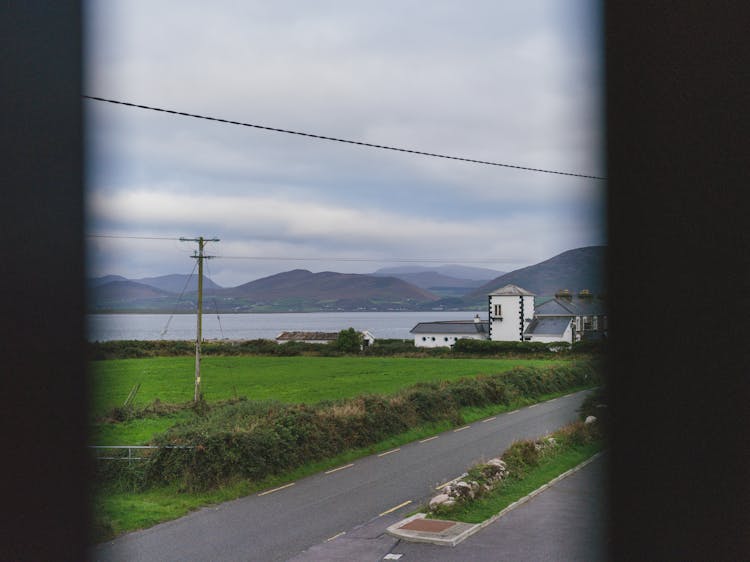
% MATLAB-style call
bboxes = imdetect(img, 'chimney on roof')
[578,289,592,299]
[474,314,481,323]
[555,289,572,300]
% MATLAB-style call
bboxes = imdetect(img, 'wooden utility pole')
[180,236,220,402]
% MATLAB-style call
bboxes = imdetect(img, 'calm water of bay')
[87,311,482,342]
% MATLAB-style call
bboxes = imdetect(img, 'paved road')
[391,452,608,561]
[292,452,608,561]
[91,390,592,561]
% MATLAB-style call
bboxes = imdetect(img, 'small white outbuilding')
[410,315,488,348]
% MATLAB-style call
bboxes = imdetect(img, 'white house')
[360,330,376,347]
[522,317,574,343]
[488,284,536,342]
[410,315,488,348]
[532,291,607,342]
[409,283,605,347]
[275,330,376,347]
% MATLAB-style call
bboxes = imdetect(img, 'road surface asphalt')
[91,389,593,561]
[290,452,608,561]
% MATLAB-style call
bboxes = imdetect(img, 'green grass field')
[92,356,566,415]
[90,356,565,443]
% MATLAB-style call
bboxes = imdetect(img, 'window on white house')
[444,337,449,341]
[431,337,436,341]
[493,304,502,316]
[422,337,426,341]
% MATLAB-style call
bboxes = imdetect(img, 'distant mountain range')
[371,265,505,298]
[373,264,504,280]
[214,270,438,310]
[87,246,605,313]
[464,246,606,304]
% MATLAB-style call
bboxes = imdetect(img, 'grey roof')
[487,284,535,296]
[566,297,606,316]
[535,297,606,317]
[535,299,579,316]
[410,320,489,335]
[276,331,338,341]
[523,317,572,337]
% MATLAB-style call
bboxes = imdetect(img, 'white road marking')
[384,554,403,560]
[481,416,497,423]
[528,404,538,408]
[324,463,354,474]
[379,500,412,517]
[378,448,401,457]
[508,410,519,415]
[419,436,439,443]
[325,531,346,542]
[257,482,295,496]
[453,425,470,432]
[436,472,468,490]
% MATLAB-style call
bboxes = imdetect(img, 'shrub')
[501,440,540,476]
[362,339,415,356]
[571,339,606,354]
[334,328,363,353]
[556,420,599,446]
[453,339,564,356]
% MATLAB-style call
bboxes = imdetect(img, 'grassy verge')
[91,384,594,543]
[429,438,603,524]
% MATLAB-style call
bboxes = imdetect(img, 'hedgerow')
[452,339,573,355]
[88,337,602,360]
[139,360,600,490]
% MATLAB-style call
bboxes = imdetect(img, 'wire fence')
[88,445,194,464]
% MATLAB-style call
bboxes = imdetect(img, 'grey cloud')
[85,0,604,283]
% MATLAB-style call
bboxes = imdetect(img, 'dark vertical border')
[488,294,492,339]
[1,3,89,560]
[606,3,748,559]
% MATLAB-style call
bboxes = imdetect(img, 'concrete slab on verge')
[386,514,477,547]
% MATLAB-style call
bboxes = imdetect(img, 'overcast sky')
[85,0,605,287]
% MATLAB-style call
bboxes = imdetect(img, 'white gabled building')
[488,284,536,342]
[409,284,605,348]
[522,317,574,343]
[531,291,607,343]
[276,330,377,347]
[410,315,488,348]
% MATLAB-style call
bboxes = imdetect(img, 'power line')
[160,260,199,338]
[83,95,607,180]
[87,234,182,241]
[87,233,520,263]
